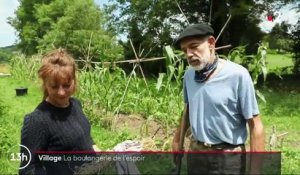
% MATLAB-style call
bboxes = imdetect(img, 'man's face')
[180,36,215,70]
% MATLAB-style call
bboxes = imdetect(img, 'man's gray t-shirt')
[183,60,259,145]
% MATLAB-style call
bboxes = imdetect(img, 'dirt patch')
[113,114,175,139]
[111,114,195,151]
[113,114,179,150]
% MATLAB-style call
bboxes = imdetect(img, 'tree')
[9,0,52,55]
[288,2,300,74]
[268,22,293,53]
[211,0,265,54]
[107,0,266,75]
[292,20,300,74]
[10,0,123,62]
[0,48,13,63]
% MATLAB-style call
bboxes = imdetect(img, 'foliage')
[77,66,128,128]
[10,0,123,62]
[8,0,50,55]
[73,46,184,129]
[9,54,40,80]
[77,61,184,128]
[260,1,300,74]
[259,89,300,174]
[267,22,294,53]
[0,48,13,63]
[292,19,300,74]
[77,43,271,130]
[264,51,294,79]
[106,0,270,75]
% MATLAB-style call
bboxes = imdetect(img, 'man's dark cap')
[174,23,214,49]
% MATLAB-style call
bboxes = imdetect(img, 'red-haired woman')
[19,48,100,175]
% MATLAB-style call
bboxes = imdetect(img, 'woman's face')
[45,76,75,107]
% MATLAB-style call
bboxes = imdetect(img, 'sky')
[0,0,19,47]
[0,0,299,47]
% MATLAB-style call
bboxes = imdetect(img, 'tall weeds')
[8,44,268,130]
[10,53,40,80]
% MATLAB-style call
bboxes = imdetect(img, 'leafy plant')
[10,53,40,80]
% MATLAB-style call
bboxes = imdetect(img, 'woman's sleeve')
[19,113,48,174]
[75,98,96,146]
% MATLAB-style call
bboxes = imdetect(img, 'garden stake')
[176,108,189,175]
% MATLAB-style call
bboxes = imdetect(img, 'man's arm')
[248,115,265,151]
[248,115,265,174]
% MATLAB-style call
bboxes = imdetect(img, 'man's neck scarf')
[194,57,219,83]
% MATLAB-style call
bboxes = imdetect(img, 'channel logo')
[7,144,31,169]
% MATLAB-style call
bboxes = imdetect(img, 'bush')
[0,49,13,63]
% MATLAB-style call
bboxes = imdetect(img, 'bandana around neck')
[194,57,219,83]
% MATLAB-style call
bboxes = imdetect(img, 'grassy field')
[266,52,294,71]
[0,50,299,174]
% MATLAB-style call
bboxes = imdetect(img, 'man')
[172,23,265,174]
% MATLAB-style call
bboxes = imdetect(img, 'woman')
[19,48,99,175]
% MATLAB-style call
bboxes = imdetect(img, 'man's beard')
[189,56,209,71]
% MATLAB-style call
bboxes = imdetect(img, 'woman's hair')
[38,48,77,100]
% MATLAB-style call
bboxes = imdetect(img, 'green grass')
[258,88,300,174]
[0,77,41,174]
[266,52,293,71]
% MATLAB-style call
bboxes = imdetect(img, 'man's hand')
[172,129,180,166]
[172,141,180,152]
[172,104,189,172]
[172,140,184,174]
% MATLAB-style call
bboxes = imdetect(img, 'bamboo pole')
[216,15,232,43]
[175,0,190,24]
[75,45,232,65]
[209,0,213,24]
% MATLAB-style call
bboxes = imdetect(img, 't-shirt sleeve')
[19,113,48,174]
[238,70,260,120]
